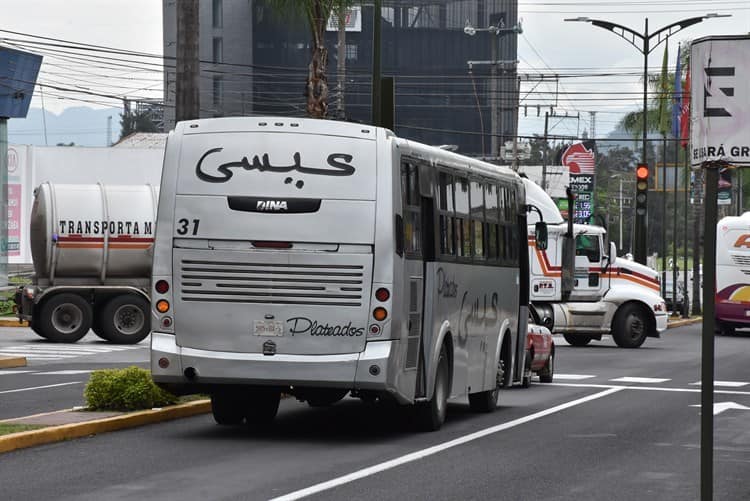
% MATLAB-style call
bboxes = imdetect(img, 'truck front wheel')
[612,303,649,348]
[99,295,150,344]
[38,293,93,343]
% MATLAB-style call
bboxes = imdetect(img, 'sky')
[1,0,748,142]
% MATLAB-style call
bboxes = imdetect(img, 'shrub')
[84,366,177,411]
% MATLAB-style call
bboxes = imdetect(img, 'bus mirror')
[535,222,548,250]
[417,163,435,198]
[609,241,617,266]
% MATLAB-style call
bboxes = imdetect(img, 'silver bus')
[150,117,534,431]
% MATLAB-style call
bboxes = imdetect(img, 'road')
[0,327,149,419]
[1,323,749,500]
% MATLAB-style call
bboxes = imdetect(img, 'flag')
[680,57,691,148]
[658,44,670,136]
[671,44,682,138]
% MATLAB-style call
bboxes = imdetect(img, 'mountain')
[7,106,123,147]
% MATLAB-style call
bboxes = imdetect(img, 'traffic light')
[635,163,649,216]
[634,163,649,264]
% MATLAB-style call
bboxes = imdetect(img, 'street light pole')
[565,13,730,265]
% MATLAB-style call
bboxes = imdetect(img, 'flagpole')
[672,43,681,316]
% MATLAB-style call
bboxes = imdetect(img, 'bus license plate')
[254,320,284,337]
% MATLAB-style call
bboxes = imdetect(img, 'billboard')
[561,141,596,224]
[0,47,42,118]
[690,36,750,167]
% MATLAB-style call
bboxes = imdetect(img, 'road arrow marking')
[690,401,750,415]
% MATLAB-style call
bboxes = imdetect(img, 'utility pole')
[489,35,498,158]
[371,0,382,126]
[176,0,200,122]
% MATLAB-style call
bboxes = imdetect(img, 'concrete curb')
[667,317,703,329]
[0,356,27,368]
[0,318,28,328]
[0,399,211,454]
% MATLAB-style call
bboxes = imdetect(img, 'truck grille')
[179,259,365,306]
[731,255,750,267]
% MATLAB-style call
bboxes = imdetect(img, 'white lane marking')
[2,348,101,357]
[0,370,35,375]
[690,381,749,388]
[609,377,670,384]
[0,343,143,361]
[269,387,624,501]
[0,381,83,394]
[34,370,93,375]
[550,382,750,396]
[554,374,597,380]
[0,353,78,360]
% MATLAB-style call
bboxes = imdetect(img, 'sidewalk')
[0,316,28,328]
[0,400,211,454]
[666,316,702,329]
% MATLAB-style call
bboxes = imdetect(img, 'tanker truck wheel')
[38,293,93,343]
[99,295,150,344]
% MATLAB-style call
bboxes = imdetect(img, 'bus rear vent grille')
[179,259,365,307]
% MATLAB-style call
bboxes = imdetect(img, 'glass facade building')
[163,0,519,157]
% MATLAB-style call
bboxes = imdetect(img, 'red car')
[522,324,555,387]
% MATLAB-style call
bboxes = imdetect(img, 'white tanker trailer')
[15,183,158,343]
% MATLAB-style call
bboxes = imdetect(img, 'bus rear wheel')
[415,344,450,431]
[470,358,504,412]
[211,391,244,425]
[244,388,280,425]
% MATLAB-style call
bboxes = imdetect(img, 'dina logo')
[256,200,289,211]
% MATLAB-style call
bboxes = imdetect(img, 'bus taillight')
[373,307,388,321]
[155,280,170,294]
[375,288,390,302]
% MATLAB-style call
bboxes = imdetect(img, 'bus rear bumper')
[150,332,399,396]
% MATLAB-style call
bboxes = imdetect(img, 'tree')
[618,45,689,139]
[119,110,159,140]
[269,0,355,118]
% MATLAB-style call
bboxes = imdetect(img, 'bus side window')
[470,179,484,259]
[485,183,499,261]
[454,176,471,258]
[401,162,422,257]
[438,171,456,256]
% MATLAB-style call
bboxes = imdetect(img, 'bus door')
[400,160,435,399]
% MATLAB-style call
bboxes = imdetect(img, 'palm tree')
[617,72,674,138]
[269,0,355,119]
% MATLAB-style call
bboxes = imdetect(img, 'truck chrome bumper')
[655,312,668,333]
[150,332,397,393]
